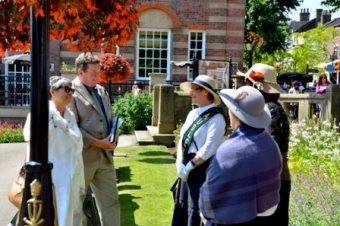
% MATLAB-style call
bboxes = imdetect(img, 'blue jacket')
[199,124,282,225]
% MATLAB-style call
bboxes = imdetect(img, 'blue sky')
[289,0,340,21]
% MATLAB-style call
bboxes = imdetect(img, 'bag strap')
[182,107,225,156]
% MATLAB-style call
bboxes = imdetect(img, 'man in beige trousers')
[69,52,120,226]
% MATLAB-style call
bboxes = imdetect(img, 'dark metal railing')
[0,74,182,106]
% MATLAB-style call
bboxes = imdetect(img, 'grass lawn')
[115,145,177,226]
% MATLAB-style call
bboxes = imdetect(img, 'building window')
[1,64,31,106]
[136,29,171,79]
[188,31,206,80]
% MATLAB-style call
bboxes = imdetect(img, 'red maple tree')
[0,0,139,56]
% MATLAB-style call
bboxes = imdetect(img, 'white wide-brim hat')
[180,75,221,105]
[219,86,271,128]
[236,63,284,94]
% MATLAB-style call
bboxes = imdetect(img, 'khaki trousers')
[84,152,120,226]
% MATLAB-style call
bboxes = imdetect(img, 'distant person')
[132,82,143,96]
[200,86,282,226]
[173,75,226,226]
[315,74,331,94]
[315,74,332,119]
[288,80,304,94]
[69,52,120,226]
[23,76,85,226]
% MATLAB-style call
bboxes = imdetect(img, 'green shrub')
[0,121,24,143]
[112,92,152,134]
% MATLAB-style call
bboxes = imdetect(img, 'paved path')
[0,143,26,225]
[0,135,137,225]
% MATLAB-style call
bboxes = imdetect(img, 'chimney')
[321,10,332,24]
[300,8,310,22]
[316,9,323,22]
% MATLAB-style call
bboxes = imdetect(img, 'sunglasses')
[58,86,75,94]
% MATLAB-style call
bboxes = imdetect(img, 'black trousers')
[184,153,211,226]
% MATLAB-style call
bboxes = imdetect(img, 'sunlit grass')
[115,145,177,226]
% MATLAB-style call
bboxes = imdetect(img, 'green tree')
[245,0,300,67]
[286,24,340,72]
[321,0,340,12]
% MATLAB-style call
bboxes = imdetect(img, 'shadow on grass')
[119,193,140,226]
[139,151,172,156]
[118,184,141,191]
[138,158,175,164]
[117,166,131,183]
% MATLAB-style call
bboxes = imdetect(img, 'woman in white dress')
[24,76,85,226]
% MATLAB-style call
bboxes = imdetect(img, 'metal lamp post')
[17,1,55,225]
[246,43,253,69]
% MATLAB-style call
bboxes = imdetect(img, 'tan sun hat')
[180,75,221,105]
[236,63,284,94]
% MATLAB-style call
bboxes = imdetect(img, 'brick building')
[58,0,246,82]
[1,0,245,108]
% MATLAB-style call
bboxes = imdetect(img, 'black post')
[18,1,55,225]
[248,47,253,69]
[228,56,232,88]
[192,55,199,79]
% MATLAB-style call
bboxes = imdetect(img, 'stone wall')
[153,84,340,137]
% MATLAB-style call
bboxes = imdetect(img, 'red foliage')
[97,53,131,84]
[0,0,139,56]
[245,31,264,46]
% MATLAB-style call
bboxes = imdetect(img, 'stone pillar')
[152,85,160,126]
[158,84,175,134]
[327,85,340,123]
[149,73,167,92]
[298,100,310,121]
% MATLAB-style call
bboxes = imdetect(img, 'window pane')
[140,50,145,58]
[154,59,159,68]
[140,40,146,48]
[161,40,167,48]
[197,41,202,49]
[154,50,160,58]
[161,50,167,58]
[140,31,146,39]
[197,51,202,59]
[147,50,153,58]
[139,69,145,78]
[154,39,161,48]
[139,59,145,67]
[161,60,167,68]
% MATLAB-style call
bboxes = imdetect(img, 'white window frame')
[187,31,206,80]
[136,29,171,80]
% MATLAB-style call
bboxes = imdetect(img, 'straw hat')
[180,75,221,105]
[236,63,284,94]
[219,86,271,128]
